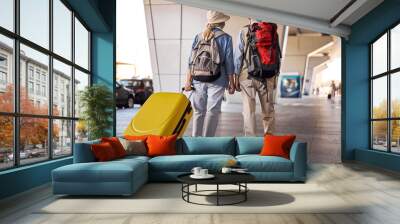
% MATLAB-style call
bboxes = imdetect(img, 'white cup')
[221,167,232,174]
[191,167,202,176]
[200,169,208,176]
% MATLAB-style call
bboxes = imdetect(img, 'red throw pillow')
[124,135,148,141]
[146,134,177,157]
[101,137,127,158]
[91,142,117,161]
[260,135,296,159]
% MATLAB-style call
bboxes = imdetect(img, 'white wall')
[144,0,249,93]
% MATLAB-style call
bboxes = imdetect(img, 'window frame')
[370,20,400,154]
[0,0,92,171]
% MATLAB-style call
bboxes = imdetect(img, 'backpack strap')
[238,25,252,74]
[213,29,225,39]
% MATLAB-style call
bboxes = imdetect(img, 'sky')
[116,0,152,79]
[0,0,89,71]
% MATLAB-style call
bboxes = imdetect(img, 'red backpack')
[243,22,281,80]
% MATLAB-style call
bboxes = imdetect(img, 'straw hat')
[207,10,230,24]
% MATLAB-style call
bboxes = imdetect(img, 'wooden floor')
[1,163,400,224]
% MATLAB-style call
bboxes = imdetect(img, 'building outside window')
[41,85,46,97]
[0,71,6,85]
[28,66,34,80]
[41,73,46,83]
[28,81,34,94]
[371,23,400,154]
[0,54,7,90]
[0,0,91,170]
[35,83,40,95]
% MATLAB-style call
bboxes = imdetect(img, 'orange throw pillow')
[91,142,117,162]
[101,137,127,158]
[146,134,177,157]
[260,135,296,159]
[124,135,148,141]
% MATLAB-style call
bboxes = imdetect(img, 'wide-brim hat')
[207,10,230,24]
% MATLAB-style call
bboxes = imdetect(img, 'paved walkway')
[117,96,341,163]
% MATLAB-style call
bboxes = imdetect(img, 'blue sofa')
[52,137,307,196]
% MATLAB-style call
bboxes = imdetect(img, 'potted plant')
[79,84,114,140]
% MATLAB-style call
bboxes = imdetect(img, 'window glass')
[391,120,400,153]
[0,35,14,112]
[53,119,72,157]
[372,76,387,119]
[75,120,88,143]
[74,69,89,118]
[20,44,49,115]
[53,59,72,117]
[0,116,13,170]
[74,18,89,69]
[372,121,388,151]
[19,117,49,165]
[391,72,400,118]
[0,0,14,31]
[53,0,72,60]
[20,0,49,49]
[391,24,400,70]
[372,34,387,76]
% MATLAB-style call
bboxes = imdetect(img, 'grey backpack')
[189,30,224,82]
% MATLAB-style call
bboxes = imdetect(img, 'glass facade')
[0,0,91,170]
[370,23,400,153]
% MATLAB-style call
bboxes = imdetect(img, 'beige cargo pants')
[239,75,276,136]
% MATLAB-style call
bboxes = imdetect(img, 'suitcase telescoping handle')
[181,86,195,92]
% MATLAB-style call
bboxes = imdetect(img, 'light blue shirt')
[189,28,234,88]
[234,29,246,76]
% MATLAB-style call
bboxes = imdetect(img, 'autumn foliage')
[372,99,400,142]
[0,85,59,151]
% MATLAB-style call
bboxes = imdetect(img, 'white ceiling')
[169,0,384,37]
[226,0,352,22]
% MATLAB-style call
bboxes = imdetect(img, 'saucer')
[190,174,215,179]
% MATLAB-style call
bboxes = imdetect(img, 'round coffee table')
[177,173,255,206]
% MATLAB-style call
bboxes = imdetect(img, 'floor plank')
[1,163,400,224]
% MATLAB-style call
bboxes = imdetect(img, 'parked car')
[116,81,135,108]
[119,78,153,105]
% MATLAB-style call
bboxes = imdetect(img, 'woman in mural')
[184,10,235,137]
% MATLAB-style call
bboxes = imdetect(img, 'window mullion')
[388,30,391,152]
[13,0,21,167]
[71,10,76,154]
[48,0,54,160]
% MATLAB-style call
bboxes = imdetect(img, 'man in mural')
[234,19,281,136]
[184,11,235,137]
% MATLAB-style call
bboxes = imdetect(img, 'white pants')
[191,82,225,137]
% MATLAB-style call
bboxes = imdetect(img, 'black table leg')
[245,183,247,201]
[195,184,197,192]
[187,184,190,202]
[216,184,219,206]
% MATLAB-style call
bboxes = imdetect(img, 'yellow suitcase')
[124,92,192,137]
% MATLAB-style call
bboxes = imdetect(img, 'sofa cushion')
[91,142,118,162]
[53,158,147,183]
[236,137,263,155]
[149,154,235,172]
[119,138,147,156]
[260,135,296,159]
[147,134,177,157]
[101,137,127,158]
[177,137,235,155]
[236,155,293,172]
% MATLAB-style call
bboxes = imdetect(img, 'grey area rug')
[38,183,362,214]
